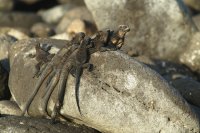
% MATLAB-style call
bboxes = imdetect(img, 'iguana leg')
[40,70,60,116]
[21,65,53,116]
[74,63,92,115]
[45,69,56,88]
[33,63,48,78]
[51,64,72,122]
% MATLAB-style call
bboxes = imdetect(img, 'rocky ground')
[0,0,200,133]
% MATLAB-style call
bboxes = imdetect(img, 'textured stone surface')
[0,116,99,133]
[8,39,200,133]
[84,0,196,61]
[0,100,21,116]
[179,32,200,72]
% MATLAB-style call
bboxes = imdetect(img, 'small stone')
[51,33,70,40]
[56,6,94,33]
[179,32,200,72]
[67,19,97,36]
[0,0,13,11]
[31,23,55,37]
[0,27,29,40]
[38,4,76,24]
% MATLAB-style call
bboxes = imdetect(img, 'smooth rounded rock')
[8,39,200,133]
[31,23,55,37]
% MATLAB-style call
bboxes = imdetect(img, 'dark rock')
[172,77,200,107]
[191,104,200,119]
[57,0,85,6]
[8,38,200,132]
[153,60,195,83]
[84,0,196,61]
[0,63,8,100]
[0,116,99,133]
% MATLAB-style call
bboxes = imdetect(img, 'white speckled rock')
[84,0,197,61]
[8,39,200,133]
[179,32,200,72]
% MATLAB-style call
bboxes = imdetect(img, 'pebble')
[56,6,95,33]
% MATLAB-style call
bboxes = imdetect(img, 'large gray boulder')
[84,0,197,61]
[8,39,200,133]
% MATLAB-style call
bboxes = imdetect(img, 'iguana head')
[110,25,130,49]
